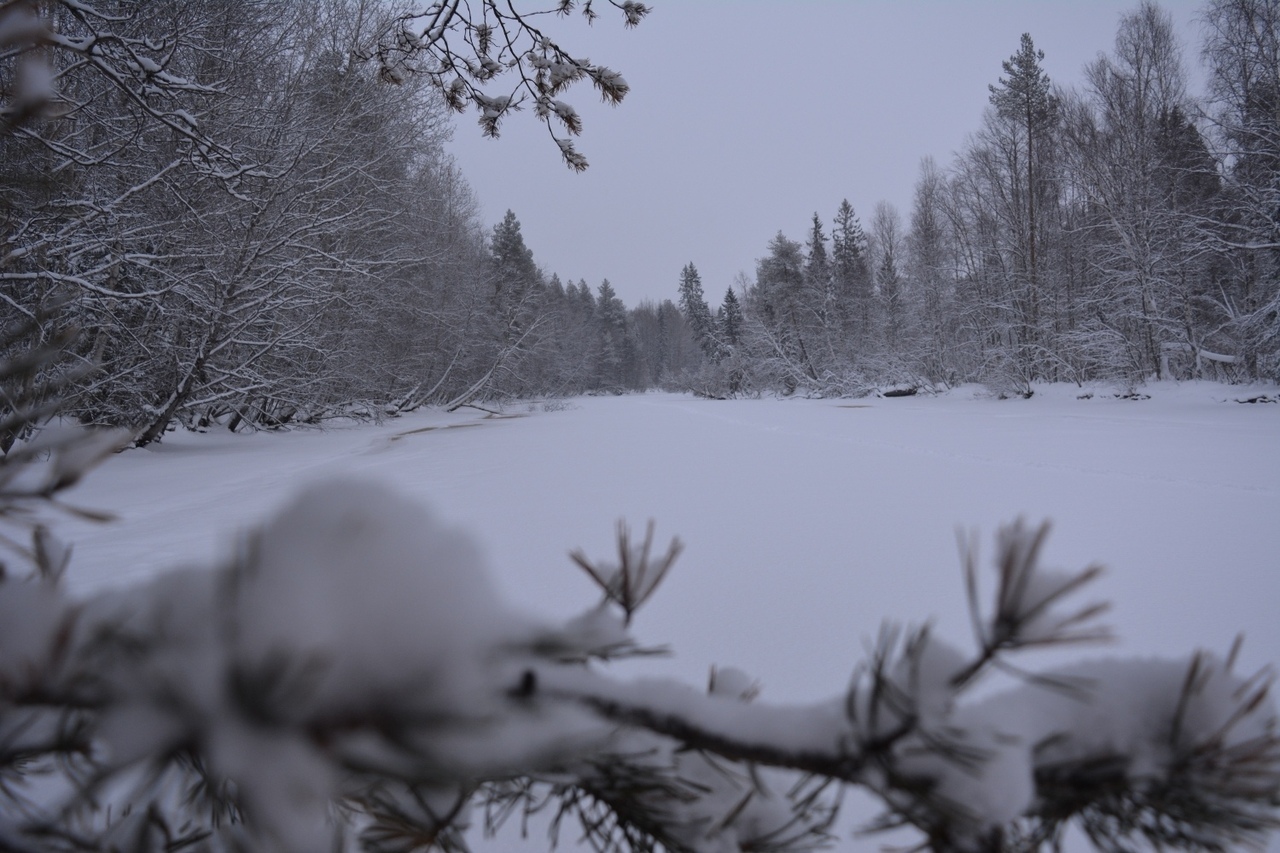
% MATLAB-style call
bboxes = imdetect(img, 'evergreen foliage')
[718,288,743,349]
[832,200,873,347]
[804,213,832,322]
[989,34,1059,136]
[676,263,716,359]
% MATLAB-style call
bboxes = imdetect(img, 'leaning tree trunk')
[135,349,207,447]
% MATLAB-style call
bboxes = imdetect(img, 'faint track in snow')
[365,412,527,454]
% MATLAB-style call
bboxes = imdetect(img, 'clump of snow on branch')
[232,480,522,714]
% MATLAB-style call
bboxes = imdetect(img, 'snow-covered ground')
[58,383,1280,849]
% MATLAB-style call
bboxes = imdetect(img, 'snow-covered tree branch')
[365,0,648,171]
[0,382,1275,853]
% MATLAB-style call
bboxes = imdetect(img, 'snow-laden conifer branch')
[0,445,1275,852]
[545,519,1278,852]
[365,0,644,170]
[570,519,682,626]
[954,520,1112,690]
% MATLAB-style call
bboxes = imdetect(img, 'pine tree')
[989,33,1058,321]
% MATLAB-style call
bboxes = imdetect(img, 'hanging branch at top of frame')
[367,1,650,171]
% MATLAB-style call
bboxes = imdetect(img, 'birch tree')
[1065,2,1212,380]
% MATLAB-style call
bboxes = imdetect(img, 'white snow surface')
[55,383,1280,850]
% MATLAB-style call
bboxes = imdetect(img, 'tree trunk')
[135,353,205,447]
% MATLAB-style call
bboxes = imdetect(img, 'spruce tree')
[832,199,872,345]
[595,279,633,387]
[676,262,716,358]
[804,212,832,313]
[488,210,543,332]
[719,287,744,349]
[989,34,1057,302]
[489,210,540,293]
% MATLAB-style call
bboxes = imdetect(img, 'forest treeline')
[1,0,1277,450]
[681,1,1279,397]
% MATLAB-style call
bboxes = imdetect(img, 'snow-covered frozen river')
[60,384,1280,849]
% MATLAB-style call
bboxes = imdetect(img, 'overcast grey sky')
[446,1,1207,309]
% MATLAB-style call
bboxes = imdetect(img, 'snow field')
[59,384,1280,849]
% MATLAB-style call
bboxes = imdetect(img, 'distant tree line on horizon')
[675,0,1279,398]
[2,0,1276,453]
